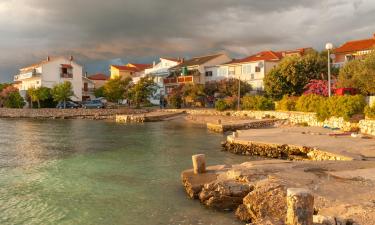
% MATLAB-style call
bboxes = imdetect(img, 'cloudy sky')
[0,0,374,82]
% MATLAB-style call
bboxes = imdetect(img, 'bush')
[241,95,274,110]
[365,105,375,119]
[215,99,228,111]
[167,93,182,109]
[276,95,298,111]
[296,94,325,112]
[296,94,366,121]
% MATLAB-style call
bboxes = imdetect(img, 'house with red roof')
[213,48,311,91]
[87,73,108,88]
[110,63,152,81]
[14,56,84,102]
[332,33,375,67]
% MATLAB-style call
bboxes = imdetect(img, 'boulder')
[199,180,253,210]
[241,178,287,224]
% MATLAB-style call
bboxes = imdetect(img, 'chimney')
[85,72,88,78]
[153,61,156,67]
[69,55,74,61]
[47,56,50,61]
[181,58,185,63]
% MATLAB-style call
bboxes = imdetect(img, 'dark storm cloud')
[0,0,374,81]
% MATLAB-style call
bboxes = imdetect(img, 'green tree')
[27,87,51,108]
[94,86,105,98]
[103,77,132,102]
[337,49,375,95]
[128,76,156,108]
[264,50,327,99]
[51,81,74,108]
[0,86,25,108]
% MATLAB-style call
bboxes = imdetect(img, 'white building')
[215,48,311,91]
[14,56,83,101]
[145,58,181,104]
[164,53,232,94]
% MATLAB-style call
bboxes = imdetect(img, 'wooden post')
[286,188,314,225]
[192,154,206,174]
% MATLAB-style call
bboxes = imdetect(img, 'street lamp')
[237,74,241,110]
[325,42,333,97]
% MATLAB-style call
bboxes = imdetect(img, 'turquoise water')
[0,119,248,225]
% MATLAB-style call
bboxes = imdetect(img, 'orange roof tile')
[334,35,375,54]
[111,65,139,72]
[127,63,153,71]
[88,74,108,80]
[233,51,282,63]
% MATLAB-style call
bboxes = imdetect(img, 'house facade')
[332,33,375,67]
[14,56,83,101]
[216,48,311,91]
[82,76,96,101]
[164,53,232,94]
[110,63,152,82]
[145,58,182,104]
[88,73,108,89]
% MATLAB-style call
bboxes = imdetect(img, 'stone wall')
[166,109,375,135]
[0,108,150,119]
[359,119,375,136]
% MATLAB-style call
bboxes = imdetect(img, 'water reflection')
[0,119,248,225]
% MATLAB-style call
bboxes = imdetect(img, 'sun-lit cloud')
[0,0,374,82]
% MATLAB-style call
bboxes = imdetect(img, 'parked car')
[82,99,106,109]
[56,101,80,109]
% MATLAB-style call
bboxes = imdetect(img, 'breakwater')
[0,108,151,119]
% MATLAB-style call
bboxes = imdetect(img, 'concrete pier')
[192,154,206,174]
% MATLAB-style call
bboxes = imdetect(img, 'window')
[62,68,68,74]
[205,71,213,77]
[242,64,251,75]
[218,67,228,77]
[255,66,261,72]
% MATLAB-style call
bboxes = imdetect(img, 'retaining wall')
[166,109,374,135]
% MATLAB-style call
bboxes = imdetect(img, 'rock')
[235,204,252,222]
[313,215,336,225]
[286,188,314,225]
[199,180,252,210]
[242,178,288,224]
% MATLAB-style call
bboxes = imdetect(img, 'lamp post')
[325,43,333,97]
[237,75,241,110]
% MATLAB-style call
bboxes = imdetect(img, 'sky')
[0,0,374,82]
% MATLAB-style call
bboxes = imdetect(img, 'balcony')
[82,88,95,93]
[163,75,200,85]
[14,70,41,81]
[61,73,73,78]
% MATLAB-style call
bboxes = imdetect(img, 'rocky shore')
[0,108,152,119]
[182,159,375,224]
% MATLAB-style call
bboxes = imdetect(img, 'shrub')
[296,94,325,112]
[241,95,274,111]
[215,99,228,111]
[276,95,298,111]
[296,94,366,121]
[365,105,375,119]
[167,92,182,109]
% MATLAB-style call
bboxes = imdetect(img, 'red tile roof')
[128,63,153,71]
[334,34,375,54]
[61,64,73,68]
[88,73,108,80]
[233,51,282,64]
[111,65,139,72]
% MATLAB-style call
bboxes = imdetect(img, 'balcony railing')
[163,75,200,85]
[82,88,95,93]
[14,70,41,81]
[61,73,73,78]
